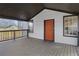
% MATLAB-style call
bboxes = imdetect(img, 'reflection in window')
[63,15,78,37]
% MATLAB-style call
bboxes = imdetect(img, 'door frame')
[44,19,55,42]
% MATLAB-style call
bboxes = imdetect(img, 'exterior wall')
[29,9,77,46]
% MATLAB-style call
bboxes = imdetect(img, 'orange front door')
[44,19,54,41]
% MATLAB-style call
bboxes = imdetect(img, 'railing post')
[14,31,15,40]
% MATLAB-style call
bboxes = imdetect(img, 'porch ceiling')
[0,3,79,21]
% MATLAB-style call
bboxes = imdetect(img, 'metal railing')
[0,29,27,42]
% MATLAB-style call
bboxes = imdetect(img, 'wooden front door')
[44,19,54,41]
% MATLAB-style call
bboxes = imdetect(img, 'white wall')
[29,9,77,46]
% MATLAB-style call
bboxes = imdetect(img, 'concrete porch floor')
[0,37,79,56]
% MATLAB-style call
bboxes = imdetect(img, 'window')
[63,15,78,37]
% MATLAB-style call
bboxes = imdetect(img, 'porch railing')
[0,29,27,42]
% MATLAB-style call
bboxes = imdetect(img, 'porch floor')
[0,37,79,56]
